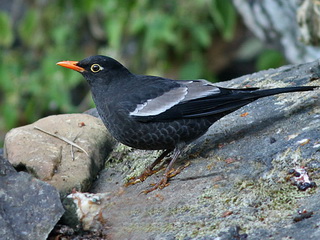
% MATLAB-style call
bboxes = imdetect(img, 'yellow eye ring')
[91,64,103,73]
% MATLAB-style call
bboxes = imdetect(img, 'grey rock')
[217,226,247,240]
[86,60,320,239]
[3,114,115,227]
[83,108,100,119]
[233,0,320,63]
[4,114,115,196]
[0,155,64,240]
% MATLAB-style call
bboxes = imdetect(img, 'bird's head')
[57,55,131,86]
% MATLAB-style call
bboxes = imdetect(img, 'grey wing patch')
[130,79,220,117]
[179,79,220,101]
[130,86,188,117]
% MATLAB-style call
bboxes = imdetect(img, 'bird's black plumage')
[57,55,317,192]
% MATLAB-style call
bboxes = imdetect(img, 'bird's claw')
[124,166,165,187]
[167,161,190,178]
[141,161,191,194]
[141,176,169,194]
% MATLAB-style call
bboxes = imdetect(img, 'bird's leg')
[144,149,173,175]
[125,149,172,186]
[143,146,186,194]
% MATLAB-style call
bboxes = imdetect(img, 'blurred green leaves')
[211,0,236,40]
[256,49,286,70]
[19,10,41,47]
[0,0,286,142]
[0,12,13,47]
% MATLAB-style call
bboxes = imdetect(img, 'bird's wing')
[130,79,259,122]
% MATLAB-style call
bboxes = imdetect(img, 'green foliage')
[0,0,284,143]
[256,49,286,71]
[0,12,13,47]
[210,0,236,40]
[0,0,230,134]
[179,58,205,80]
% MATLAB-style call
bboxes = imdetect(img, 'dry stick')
[71,144,75,161]
[71,134,80,161]
[34,126,89,157]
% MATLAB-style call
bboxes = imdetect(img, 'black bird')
[57,55,317,192]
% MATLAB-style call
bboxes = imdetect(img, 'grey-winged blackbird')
[57,55,317,192]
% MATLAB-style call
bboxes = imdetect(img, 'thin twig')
[34,126,89,156]
[71,134,79,161]
[71,144,75,161]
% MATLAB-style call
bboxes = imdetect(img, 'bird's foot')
[124,149,172,187]
[141,161,190,194]
[124,165,166,187]
[167,161,190,178]
[141,176,169,194]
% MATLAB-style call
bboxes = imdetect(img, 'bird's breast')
[98,107,214,150]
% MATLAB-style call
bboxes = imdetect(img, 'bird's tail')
[248,86,318,98]
[208,85,318,117]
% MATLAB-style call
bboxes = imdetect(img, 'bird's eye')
[90,64,103,73]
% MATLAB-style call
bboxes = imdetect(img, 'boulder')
[4,114,115,196]
[3,114,115,227]
[0,155,64,240]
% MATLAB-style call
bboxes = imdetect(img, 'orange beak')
[56,61,85,72]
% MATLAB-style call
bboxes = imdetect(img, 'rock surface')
[81,60,319,239]
[233,0,320,63]
[4,114,115,196]
[0,155,64,240]
[3,60,320,239]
